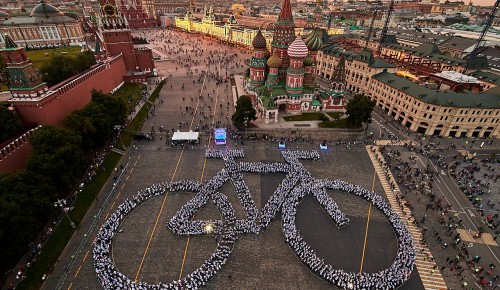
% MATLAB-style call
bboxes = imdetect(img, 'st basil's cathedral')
[247,0,346,123]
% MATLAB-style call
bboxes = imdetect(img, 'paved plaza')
[41,29,427,290]
[45,146,424,290]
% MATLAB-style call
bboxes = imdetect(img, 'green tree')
[0,105,23,143]
[63,111,96,148]
[40,51,96,87]
[345,94,375,127]
[231,95,256,128]
[63,90,126,147]
[25,126,86,193]
[0,170,54,274]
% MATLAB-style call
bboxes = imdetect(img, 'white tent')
[171,131,199,141]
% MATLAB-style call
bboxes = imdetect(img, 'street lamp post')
[54,199,76,229]
[244,111,249,131]
[114,125,125,150]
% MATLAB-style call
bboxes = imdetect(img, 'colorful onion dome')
[287,36,309,58]
[303,54,314,66]
[252,30,267,50]
[267,53,282,68]
[304,29,323,51]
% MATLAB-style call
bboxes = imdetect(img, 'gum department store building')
[173,0,499,137]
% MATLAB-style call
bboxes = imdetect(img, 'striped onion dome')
[267,53,282,68]
[287,36,309,58]
[304,29,323,51]
[303,54,314,66]
[252,30,267,50]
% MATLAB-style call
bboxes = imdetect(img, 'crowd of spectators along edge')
[93,149,416,289]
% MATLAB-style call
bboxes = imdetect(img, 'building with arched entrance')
[368,71,500,138]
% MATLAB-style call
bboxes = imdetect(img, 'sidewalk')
[366,145,448,290]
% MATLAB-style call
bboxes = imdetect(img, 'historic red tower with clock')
[96,0,155,82]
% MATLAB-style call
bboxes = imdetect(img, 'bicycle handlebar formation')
[93,149,416,289]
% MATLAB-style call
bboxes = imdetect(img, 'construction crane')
[376,0,394,56]
[467,0,500,69]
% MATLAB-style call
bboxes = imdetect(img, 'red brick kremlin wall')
[11,54,126,126]
[0,126,40,173]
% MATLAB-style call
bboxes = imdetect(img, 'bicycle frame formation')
[94,149,416,289]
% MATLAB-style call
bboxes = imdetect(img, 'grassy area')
[283,112,325,121]
[26,46,82,69]
[113,83,145,112]
[318,118,361,129]
[17,152,122,290]
[17,83,165,290]
[120,81,165,148]
[326,112,344,119]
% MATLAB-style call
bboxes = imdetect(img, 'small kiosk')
[214,128,227,145]
[278,139,286,149]
[320,140,328,150]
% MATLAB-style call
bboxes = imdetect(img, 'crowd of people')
[94,149,416,289]
[133,28,249,143]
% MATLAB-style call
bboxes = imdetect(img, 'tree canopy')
[0,105,23,143]
[0,86,129,275]
[345,94,375,127]
[231,95,256,128]
[25,126,87,194]
[40,51,96,87]
[63,90,127,148]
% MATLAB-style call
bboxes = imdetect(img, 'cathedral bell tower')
[272,0,295,80]
[1,34,47,96]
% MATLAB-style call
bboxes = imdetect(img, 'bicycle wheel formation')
[93,149,415,289]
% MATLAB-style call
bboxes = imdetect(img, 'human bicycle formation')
[93,149,416,289]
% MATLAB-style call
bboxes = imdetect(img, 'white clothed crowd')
[94,150,415,289]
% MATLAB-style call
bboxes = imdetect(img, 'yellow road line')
[359,169,376,272]
[82,250,89,262]
[179,76,219,279]
[67,152,139,285]
[74,265,81,278]
[135,150,185,281]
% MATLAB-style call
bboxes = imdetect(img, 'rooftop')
[373,71,500,109]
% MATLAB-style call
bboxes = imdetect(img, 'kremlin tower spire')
[272,0,295,80]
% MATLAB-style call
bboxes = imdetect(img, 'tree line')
[41,51,96,87]
[0,90,126,276]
